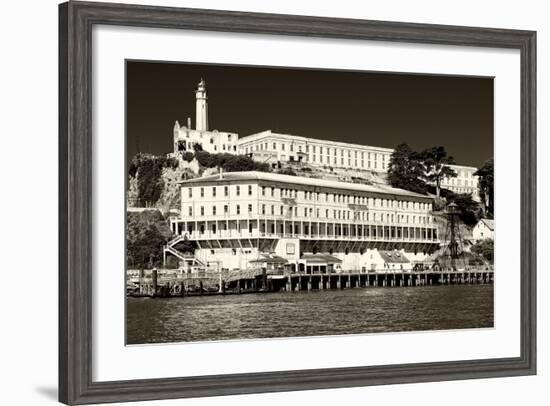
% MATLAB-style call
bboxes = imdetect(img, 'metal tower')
[442,202,466,270]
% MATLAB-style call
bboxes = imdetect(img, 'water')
[126,284,493,344]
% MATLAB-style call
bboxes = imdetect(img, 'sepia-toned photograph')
[125,61,494,345]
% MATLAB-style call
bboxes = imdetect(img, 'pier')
[127,268,494,298]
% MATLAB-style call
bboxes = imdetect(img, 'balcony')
[179,229,439,245]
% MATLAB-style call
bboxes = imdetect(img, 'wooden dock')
[127,268,494,298]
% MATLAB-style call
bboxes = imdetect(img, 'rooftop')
[300,253,342,264]
[249,254,288,264]
[480,218,495,230]
[447,163,479,171]
[379,250,410,264]
[179,171,432,200]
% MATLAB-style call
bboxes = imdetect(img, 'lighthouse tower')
[195,79,208,131]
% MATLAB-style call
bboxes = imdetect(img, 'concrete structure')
[128,267,494,297]
[472,218,495,241]
[441,164,480,200]
[173,79,239,154]
[237,130,393,172]
[166,171,439,274]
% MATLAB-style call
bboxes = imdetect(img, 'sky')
[126,60,493,168]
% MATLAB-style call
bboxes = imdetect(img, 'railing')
[164,245,207,267]
[164,245,187,261]
[172,215,435,225]
[176,230,439,243]
[167,235,186,247]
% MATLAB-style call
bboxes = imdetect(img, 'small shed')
[378,250,412,272]
[300,253,342,273]
[248,254,288,272]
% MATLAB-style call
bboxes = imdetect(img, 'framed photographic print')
[59,1,536,404]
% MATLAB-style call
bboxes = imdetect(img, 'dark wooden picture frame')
[59,1,536,404]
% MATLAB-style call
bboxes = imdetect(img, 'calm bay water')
[126,284,493,344]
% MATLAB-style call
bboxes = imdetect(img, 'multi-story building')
[440,164,480,200]
[237,130,393,173]
[167,171,439,273]
[173,79,239,154]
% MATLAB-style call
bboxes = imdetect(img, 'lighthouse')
[172,78,238,155]
[195,78,208,131]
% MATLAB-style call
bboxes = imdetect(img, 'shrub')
[192,150,271,173]
[278,168,297,176]
[181,151,194,162]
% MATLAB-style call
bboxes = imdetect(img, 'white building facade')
[237,130,393,173]
[168,171,439,273]
[440,164,480,200]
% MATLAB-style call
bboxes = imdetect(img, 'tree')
[136,157,164,206]
[421,146,457,199]
[448,192,482,226]
[474,158,494,218]
[387,143,428,194]
[471,238,494,263]
[126,210,173,268]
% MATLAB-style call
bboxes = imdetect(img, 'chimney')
[187,117,192,128]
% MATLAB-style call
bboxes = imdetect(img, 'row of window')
[443,177,478,187]
[244,141,389,160]
[456,170,476,178]
[307,155,385,169]
[177,130,233,141]
[188,186,432,212]
[242,144,389,169]
[182,222,437,241]
[186,204,431,224]
[450,187,479,195]
[208,248,424,257]
[190,185,253,198]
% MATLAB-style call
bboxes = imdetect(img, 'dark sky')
[126,60,493,168]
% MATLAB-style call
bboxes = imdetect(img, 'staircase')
[163,234,206,268]
[166,234,186,247]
